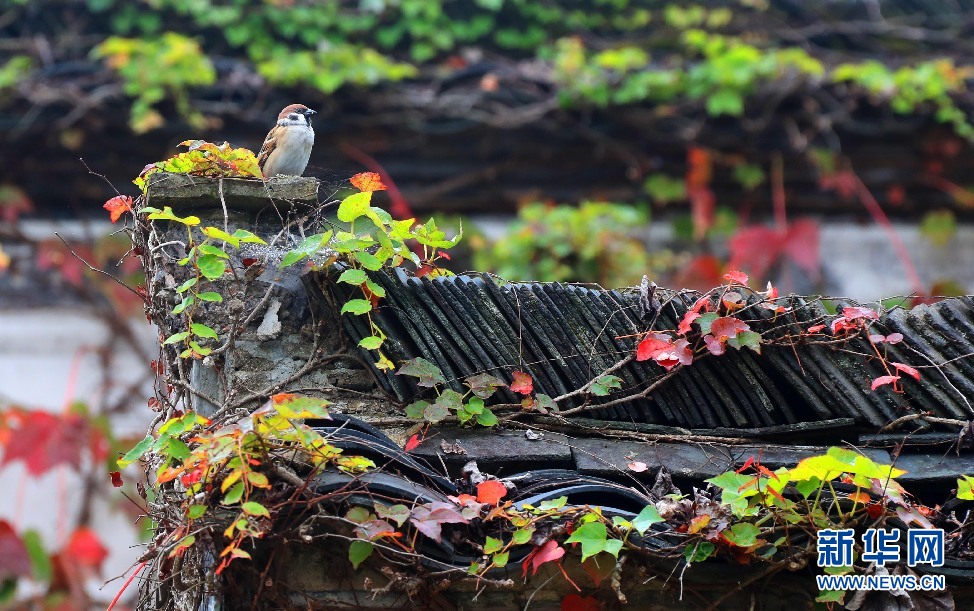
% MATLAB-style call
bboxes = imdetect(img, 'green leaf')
[565,522,611,562]
[164,331,190,345]
[512,527,534,545]
[396,357,446,387]
[198,244,230,259]
[232,229,267,244]
[404,400,429,420]
[958,475,974,500]
[337,269,368,285]
[538,496,567,511]
[118,434,154,468]
[172,295,194,315]
[464,396,485,415]
[374,503,410,527]
[723,522,760,547]
[202,226,240,247]
[492,551,509,567]
[475,409,498,427]
[696,312,718,334]
[146,206,200,226]
[464,373,506,399]
[280,231,331,268]
[348,540,374,569]
[590,374,622,396]
[22,530,51,584]
[816,590,845,603]
[197,291,223,302]
[423,402,450,423]
[222,482,244,505]
[632,505,664,535]
[365,278,386,297]
[187,504,207,519]
[358,336,383,350]
[196,254,226,280]
[337,191,372,222]
[166,438,191,460]
[484,536,504,554]
[353,250,383,271]
[242,501,270,518]
[684,541,715,563]
[340,299,373,315]
[175,277,198,293]
[727,330,762,354]
[190,323,219,339]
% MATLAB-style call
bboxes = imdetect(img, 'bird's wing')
[257,127,279,174]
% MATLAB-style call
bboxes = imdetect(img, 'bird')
[257,104,316,178]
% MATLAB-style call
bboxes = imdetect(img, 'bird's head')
[277,104,316,127]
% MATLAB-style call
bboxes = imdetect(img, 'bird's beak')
[305,109,317,116]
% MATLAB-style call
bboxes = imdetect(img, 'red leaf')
[723,270,749,285]
[678,311,700,336]
[635,334,691,370]
[841,306,879,321]
[103,195,133,223]
[690,296,712,315]
[409,501,468,542]
[761,282,779,299]
[110,471,123,487]
[476,480,508,505]
[562,594,600,611]
[807,324,826,334]
[0,520,32,580]
[0,408,89,475]
[673,255,723,291]
[64,527,108,574]
[704,334,725,355]
[736,455,756,474]
[866,502,884,519]
[350,172,388,193]
[892,362,920,381]
[241,257,258,268]
[627,461,648,473]
[886,332,904,344]
[636,335,672,362]
[522,539,566,578]
[709,317,750,342]
[871,375,901,391]
[404,433,422,452]
[510,371,533,395]
[781,219,820,278]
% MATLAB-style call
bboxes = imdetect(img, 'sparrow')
[257,104,316,178]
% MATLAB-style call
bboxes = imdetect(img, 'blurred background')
[2,0,974,607]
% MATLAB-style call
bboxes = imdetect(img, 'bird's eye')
[289,113,300,121]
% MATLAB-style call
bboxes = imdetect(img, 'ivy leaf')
[198,244,230,259]
[337,191,372,223]
[565,522,614,562]
[201,226,240,247]
[337,269,368,285]
[348,540,373,569]
[510,370,533,395]
[476,480,508,505]
[727,330,762,353]
[723,522,760,548]
[522,539,565,577]
[340,299,373,315]
[241,502,270,518]
[464,373,506,399]
[475,409,498,427]
[423,402,449,423]
[280,231,331,268]
[374,503,410,527]
[196,254,226,280]
[118,434,154,468]
[353,251,383,271]
[197,291,223,302]
[231,229,267,244]
[684,541,715,563]
[397,357,446,387]
[590,374,622,396]
[632,505,664,535]
[404,400,429,420]
[350,172,388,192]
[222,482,244,505]
[358,336,383,350]
[190,323,218,339]
[103,195,134,223]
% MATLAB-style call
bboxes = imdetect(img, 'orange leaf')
[103,195,133,223]
[350,172,388,193]
[476,480,508,505]
[688,514,710,534]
